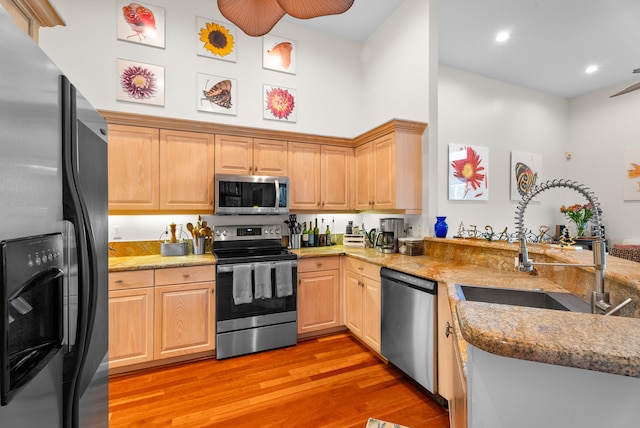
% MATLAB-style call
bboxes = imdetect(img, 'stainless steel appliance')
[380,268,440,401]
[0,8,109,427]
[379,218,405,253]
[213,225,298,359]
[375,231,396,253]
[215,174,289,215]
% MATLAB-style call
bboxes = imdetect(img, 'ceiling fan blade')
[633,68,640,74]
[218,0,285,36]
[610,82,640,98]
[277,0,354,19]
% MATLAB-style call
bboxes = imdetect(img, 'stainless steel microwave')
[215,174,289,215]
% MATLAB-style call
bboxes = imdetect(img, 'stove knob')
[221,231,228,237]
[215,230,221,237]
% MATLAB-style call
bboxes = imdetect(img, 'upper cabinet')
[215,134,287,176]
[288,142,351,211]
[1,0,64,43]
[108,124,214,213]
[353,120,426,214]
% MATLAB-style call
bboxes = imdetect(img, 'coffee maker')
[378,218,405,253]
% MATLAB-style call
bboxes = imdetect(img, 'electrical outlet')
[113,225,122,240]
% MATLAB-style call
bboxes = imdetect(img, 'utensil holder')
[192,237,205,255]
[160,242,188,256]
[290,234,301,249]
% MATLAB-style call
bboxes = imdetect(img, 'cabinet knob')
[445,321,453,338]
[183,274,191,278]
[114,279,123,284]
[317,263,323,268]
[211,287,215,293]
[358,267,363,271]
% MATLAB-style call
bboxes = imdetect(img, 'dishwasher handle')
[380,267,436,294]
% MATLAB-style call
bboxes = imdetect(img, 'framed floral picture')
[197,73,237,115]
[116,59,165,106]
[196,17,237,62]
[263,85,296,122]
[117,1,165,48]
[263,35,296,74]
[510,151,542,201]
[624,146,640,201]
[448,143,489,200]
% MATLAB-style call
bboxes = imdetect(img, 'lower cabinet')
[344,258,381,353]
[297,257,341,334]
[108,265,216,370]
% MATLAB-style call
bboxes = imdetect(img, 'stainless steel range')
[213,225,297,359]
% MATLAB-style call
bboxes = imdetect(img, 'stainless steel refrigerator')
[0,6,108,427]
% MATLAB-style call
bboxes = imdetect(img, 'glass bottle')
[325,225,331,246]
[308,221,315,247]
[313,218,320,247]
[302,222,309,247]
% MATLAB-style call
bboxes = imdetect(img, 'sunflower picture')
[448,143,489,200]
[196,17,237,62]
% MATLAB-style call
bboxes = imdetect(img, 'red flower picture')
[448,144,489,200]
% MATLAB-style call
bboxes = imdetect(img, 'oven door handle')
[217,260,297,273]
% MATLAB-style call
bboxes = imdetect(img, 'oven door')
[216,261,297,332]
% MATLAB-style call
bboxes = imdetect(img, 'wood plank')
[109,334,449,428]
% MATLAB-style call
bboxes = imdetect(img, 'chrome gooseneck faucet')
[514,179,632,315]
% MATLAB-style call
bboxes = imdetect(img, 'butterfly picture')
[197,73,237,115]
[263,35,296,74]
[510,151,542,201]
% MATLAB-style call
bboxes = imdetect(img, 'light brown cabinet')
[437,283,468,428]
[297,257,341,334]
[353,122,424,213]
[288,142,351,210]
[1,0,64,42]
[215,134,288,176]
[344,258,381,352]
[108,125,215,213]
[108,270,155,369]
[154,265,216,360]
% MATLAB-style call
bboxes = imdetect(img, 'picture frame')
[263,85,297,122]
[196,16,237,63]
[197,73,237,116]
[116,59,165,106]
[448,143,489,200]
[624,146,640,201]
[117,1,165,49]
[510,151,543,201]
[263,35,296,74]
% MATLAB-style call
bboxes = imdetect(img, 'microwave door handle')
[275,180,280,212]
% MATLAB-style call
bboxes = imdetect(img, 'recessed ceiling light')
[585,65,599,74]
[495,31,510,42]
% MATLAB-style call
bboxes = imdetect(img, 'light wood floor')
[108,334,449,427]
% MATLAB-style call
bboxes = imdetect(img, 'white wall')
[568,84,640,245]
[437,66,570,239]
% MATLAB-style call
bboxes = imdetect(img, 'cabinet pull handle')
[115,279,123,284]
[183,274,191,278]
[445,321,453,338]
[317,263,323,267]
[211,287,215,293]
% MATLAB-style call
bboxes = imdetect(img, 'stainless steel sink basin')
[457,284,591,313]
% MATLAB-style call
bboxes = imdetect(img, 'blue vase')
[434,216,448,238]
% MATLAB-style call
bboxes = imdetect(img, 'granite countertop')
[108,243,640,378]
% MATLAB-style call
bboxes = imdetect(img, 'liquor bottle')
[313,218,320,247]
[319,218,326,246]
[325,225,331,246]
[308,221,315,247]
[302,222,309,247]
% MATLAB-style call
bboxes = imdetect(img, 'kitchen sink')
[457,284,591,313]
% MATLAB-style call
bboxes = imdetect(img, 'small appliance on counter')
[376,218,405,253]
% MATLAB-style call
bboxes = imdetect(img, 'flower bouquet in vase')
[560,203,593,237]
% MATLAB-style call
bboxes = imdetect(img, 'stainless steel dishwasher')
[380,267,437,395]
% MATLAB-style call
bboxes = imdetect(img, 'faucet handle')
[604,298,633,316]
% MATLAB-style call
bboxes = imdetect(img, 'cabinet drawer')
[109,270,154,290]
[155,265,216,286]
[346,258,380,280]
[298,256,340,273]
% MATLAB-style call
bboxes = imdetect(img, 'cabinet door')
[437,283,454,401]
[320,145,351,210]
[372,134,396,209]
[154,282,215,359]
[160,130,215,211]
[288,142,321,210]
[215,134,253,175]
[354,143,373,210]
[344,270,364,337]
[108,287,154,368]
[362,276,381,353]
[298,269,340,334]
[253,138,288,176]
[108,125,159,211]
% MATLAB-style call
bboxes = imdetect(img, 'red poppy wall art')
[624,146,640,201]
[263,85,297,122]
[448,143,489,200]
[196,17,237,63]
[263,35,296,74]
[116,59,165,106]
[117,1,165,48]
